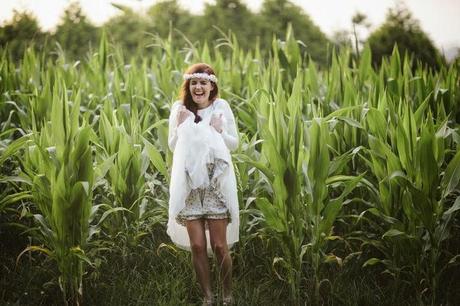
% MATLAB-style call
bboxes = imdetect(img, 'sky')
[1,0,459,53]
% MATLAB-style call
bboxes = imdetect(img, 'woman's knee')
[211,242,228,259]
[190,240,207,255]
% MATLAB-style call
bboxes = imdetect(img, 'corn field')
[1,30,460,305]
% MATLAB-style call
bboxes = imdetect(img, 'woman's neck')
[196,100,212,109]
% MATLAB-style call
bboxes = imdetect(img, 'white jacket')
[167,99,239,252]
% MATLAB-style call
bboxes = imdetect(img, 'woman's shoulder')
[213,98,231,111]
[171,100,183,111]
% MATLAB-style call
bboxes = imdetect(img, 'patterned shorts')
[176,162,230,226]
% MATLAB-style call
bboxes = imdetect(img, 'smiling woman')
[189,78,214,107]
[182,69,219,122]
[167,63,239,305]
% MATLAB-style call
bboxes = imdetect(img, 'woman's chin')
[194,98,210,107]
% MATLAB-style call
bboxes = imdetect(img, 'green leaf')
[70,246,93,267]
[143,138,168,179]
[233,153,274,182]
[256,197,285,233]
[94,153,117,183]
[382,229,410,239]
[0,134,30,164]
[442,150,460,197]
[318,200,341,236]
[16,245,53,266]
[0,191,32,212]
[448,254,460,265]
[443,196,460,217]
[363,257,384,267]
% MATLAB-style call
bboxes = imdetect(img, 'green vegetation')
[1,22,460,306]
[367,5,444,69]
[1,1,451,68]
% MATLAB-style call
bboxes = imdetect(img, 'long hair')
[180,63,219,123]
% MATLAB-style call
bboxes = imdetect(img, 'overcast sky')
[1,0,459,52]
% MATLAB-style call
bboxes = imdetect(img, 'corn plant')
[304,118,364,303]
[360,99,460,304]
[94,97,168,250]
[239,63,364,303]
[17,83,94,305]
[1,28,459,305]
[0,129,33,216]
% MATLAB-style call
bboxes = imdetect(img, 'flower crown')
[183,72,218,83]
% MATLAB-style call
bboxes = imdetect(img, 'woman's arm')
[216,100,239,152]
[168,102,181,151]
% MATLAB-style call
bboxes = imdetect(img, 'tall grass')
[0,30,459,305]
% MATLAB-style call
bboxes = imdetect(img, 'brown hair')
[180,63,219,123]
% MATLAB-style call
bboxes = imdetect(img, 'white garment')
[167,98,240,252]
[182,119,228,190]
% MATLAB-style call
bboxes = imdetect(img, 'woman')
[167,63,239,305]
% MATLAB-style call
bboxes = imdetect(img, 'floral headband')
[183,72,218,83]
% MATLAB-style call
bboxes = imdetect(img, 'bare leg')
[208,219,232,300]
[186,219,212,300]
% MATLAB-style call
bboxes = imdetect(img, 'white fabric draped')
[167,99,239,252]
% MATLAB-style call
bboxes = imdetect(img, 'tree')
[53,2,100,60]
[367,4,443,69]
[258,0,330,66]
[331,29,352,51]
[330,12,370,55]
[104,5,150,54]
[199,0,258,50]
[351,12,371,56]
[0,10,46,61]
[146,0,196,41]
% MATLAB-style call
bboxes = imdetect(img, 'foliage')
[1,1,452,70]
[367,4,444,69]
[103,4,150,55]
[146,0,196,41]
[52,2,100,60]
[200,0,259,50]
[258,0,330,66]
[1,28,459,305]
[0,10,47,61]
[17,84,95,305]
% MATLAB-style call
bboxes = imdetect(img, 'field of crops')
[1,31,460,305]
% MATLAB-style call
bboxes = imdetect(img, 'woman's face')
[189,77,214,108]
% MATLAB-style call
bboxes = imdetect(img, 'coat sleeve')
[216,100,239,152]
[168,102,181,152]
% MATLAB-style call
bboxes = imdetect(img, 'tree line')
[0,0,451,69]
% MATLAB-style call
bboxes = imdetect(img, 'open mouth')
[193,92,205,98]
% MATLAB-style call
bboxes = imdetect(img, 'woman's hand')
[210,113,224,133]
[177,105,192,126]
